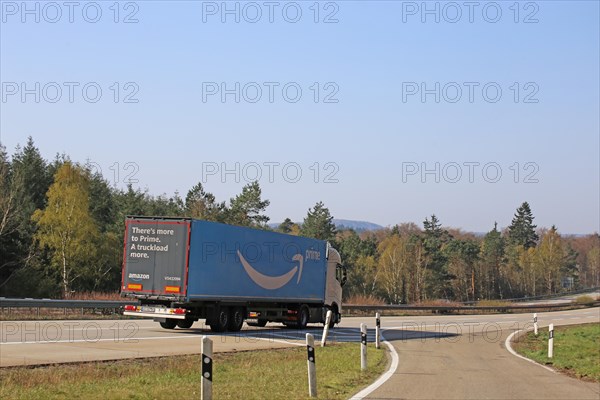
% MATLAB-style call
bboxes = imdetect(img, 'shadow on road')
[166,325,459,344]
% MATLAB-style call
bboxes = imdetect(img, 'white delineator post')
[534,313,538,336]
[201,336,213,400]
[360,323,367,370]
[321,310,333,347]
[375,312,381,349]
[548,324,554,358]
[306,333,317,397]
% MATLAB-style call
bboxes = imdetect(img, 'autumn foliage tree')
[32,163,98,297]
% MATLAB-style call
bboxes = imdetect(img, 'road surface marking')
[504,329,555,373]
[349,333,399,400]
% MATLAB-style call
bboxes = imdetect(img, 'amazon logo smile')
[237,250,304,290]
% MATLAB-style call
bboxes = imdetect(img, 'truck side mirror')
[337,264,347,287]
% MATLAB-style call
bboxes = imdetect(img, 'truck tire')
[177,319,194,329]
[227,307,245,332]
[160,319,177,329]
[328,306,339,329]
[295,306,309,329]
[209,307,229,332]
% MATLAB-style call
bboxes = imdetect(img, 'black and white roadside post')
[533,313,538,336]
[360,323,367,370]
[306,333,317,397]
[375,312,381,349]
[548,324,554,358]
[201,336,213,400]
[321,309,333,347]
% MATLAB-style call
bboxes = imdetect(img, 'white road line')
[349,333,399,400]
[504,329,555,373]
[1,333,304,347]
[251,337,304,347]
[1,335,201,345]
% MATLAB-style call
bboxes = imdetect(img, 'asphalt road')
[1,307,598,399]
[363,307,600,400]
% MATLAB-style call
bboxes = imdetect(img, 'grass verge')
[0,342,387,400]
[513,323,600,382]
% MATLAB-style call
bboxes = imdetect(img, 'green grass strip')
[513,323,600,382]
[0,342,387,400]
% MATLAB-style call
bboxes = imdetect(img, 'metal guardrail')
[1,297,597,316]
[0,298,129,308]
[343,301,600,313]
[460,287,600,305]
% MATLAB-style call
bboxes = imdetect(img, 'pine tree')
[278,218,295,234]
[300,201,336,241]
[479,222,505,298]
[508,202,539,249]
[422,214,452,298]
[225,181,270,227]
[11,137,52,212]
[1,138,55,296]
[185,182,224,221]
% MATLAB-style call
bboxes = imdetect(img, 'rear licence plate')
[141,306,155,312]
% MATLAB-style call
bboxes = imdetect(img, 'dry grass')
[69,291,122,301]
[573,295,597,305]
[475,299,513,307]
[416,299,464,308]
[344,294,386,305]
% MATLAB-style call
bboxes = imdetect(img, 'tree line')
[1,137,598,301]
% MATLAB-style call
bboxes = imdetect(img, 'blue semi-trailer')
[121,216,347,332]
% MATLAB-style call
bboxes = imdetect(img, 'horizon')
[2,136,599,236]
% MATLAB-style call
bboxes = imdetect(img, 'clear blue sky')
[1,1,598,233]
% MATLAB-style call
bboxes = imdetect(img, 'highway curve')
[354,307,600,399]
[1,307,598,400]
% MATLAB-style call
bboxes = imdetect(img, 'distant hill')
[269,219,384,232]
[332,219,384,232]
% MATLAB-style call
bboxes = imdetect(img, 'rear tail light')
[124,305,137,311]
[172,308,186,315]
[127,283,142,290]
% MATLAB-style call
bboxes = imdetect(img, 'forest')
[1,137,598,302]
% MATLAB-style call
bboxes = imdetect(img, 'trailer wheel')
[159,319,177,329]
[209,307,229,332]
[177,319,194,329]
[328,305,339,329]
[296,306,309,329]
[227,307,244,332]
